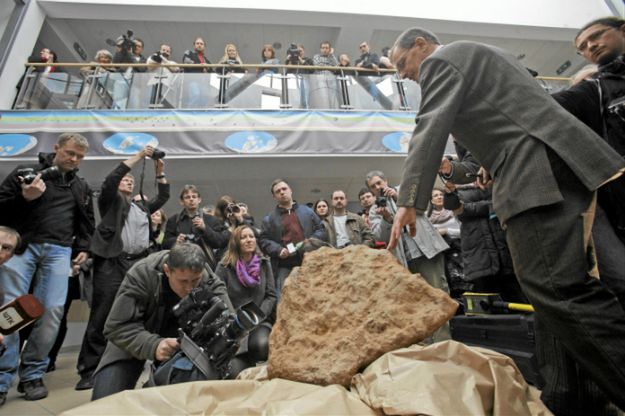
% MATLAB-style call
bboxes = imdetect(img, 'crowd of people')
[2,14,625,416]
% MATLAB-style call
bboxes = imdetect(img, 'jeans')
[0,243,71,391]
[92,359,145,401]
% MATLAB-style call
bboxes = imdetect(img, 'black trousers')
[76,255,137,376]
[505,162,625,414]
[593,204,625,312]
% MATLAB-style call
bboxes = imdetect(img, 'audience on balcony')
[27,48,58,73]
[181,37,212,73]
[355,41,380,72]
[218,43,246,74]
[312,40,339,71]
[258,44,280,74]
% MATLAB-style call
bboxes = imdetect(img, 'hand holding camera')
[19,173,46,202]
[191,214,205,231]
[381,187,397,200]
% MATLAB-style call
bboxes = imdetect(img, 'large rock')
[267,245,458,387]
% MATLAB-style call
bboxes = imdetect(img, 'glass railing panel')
[12,62,571,112]
[223,71,283,110]
[15,71,84,110]
[346,74,398,111]
[401,78,422,111]
[178,72,219,109]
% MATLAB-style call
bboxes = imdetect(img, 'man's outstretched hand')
[388,207,417,250]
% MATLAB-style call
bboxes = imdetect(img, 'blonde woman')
[215,225,276,376]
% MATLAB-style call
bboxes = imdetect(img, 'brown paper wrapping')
[62,341,551,415]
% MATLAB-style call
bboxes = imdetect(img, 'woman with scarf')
[215,225,276,376]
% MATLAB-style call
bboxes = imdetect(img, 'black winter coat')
[446,186,514,281]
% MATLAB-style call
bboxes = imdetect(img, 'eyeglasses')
[577,27,614,55]
[394,47,414,73]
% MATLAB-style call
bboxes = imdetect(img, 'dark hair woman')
[313,199,330,219]
[215,225,276,377]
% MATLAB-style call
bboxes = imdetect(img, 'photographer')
[285,43,313,74]
[0,133,95,404]
[91,243,233,400]
[164,185,230,270]
[552,16,625,313]
[75,145,169,391]
[146,44,180,105]
[147,44,179,70]
[365,170,450,341]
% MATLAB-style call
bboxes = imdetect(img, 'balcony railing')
[13,62,571,111]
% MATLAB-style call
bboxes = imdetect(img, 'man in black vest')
[75,146,169,390]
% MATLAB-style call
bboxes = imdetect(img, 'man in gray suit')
[387,27,625,415]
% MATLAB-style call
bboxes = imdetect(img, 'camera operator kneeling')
[91,243,233,401]
[215,225,276,377]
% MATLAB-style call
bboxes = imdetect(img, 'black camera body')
[151,148,166,160]
[119,29,135,51]
[375,196,387,208]
[286,43,300,63]
[150,52,164,64]
[17,166,62,185]
[225,203,240,215]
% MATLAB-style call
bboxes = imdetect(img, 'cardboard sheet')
[62,341,551,415]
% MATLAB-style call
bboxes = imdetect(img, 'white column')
[0,0,46,109]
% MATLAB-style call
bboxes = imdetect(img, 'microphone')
[0,295,45,335]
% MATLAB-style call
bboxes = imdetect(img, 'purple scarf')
[235,255,261,287]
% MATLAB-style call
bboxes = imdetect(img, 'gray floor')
[1,349,92,415]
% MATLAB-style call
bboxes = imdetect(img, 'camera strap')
[136,158,148,205]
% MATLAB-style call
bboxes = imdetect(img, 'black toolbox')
[450,314,544,387]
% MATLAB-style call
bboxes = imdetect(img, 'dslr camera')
[17,166,62,185]
[225,203,240,216]
[150,148,166,160]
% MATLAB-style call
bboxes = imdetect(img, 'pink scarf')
[235,255,261,287]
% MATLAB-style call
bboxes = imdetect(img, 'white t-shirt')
[333,215,350,248]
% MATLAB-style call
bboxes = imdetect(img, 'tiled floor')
[2,349,97,415]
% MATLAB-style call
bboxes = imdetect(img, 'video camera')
[286,43,300,63]
[17,166,62,185]
[117,29,136,51]
[150,285,264,385]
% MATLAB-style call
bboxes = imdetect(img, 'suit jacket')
[90,162,170,258]
[398,41,625,224]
